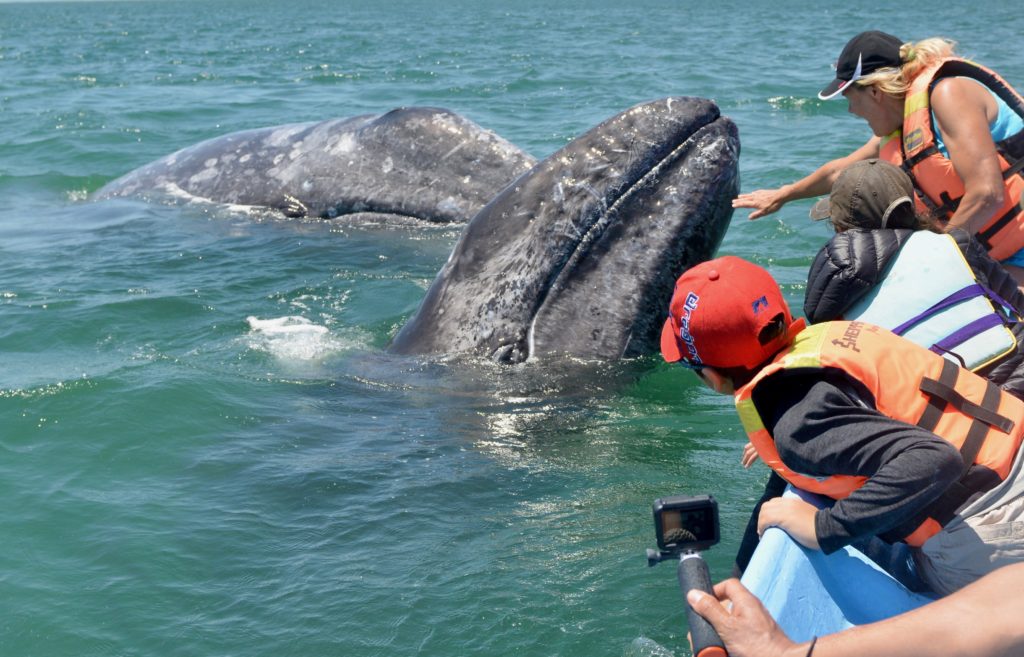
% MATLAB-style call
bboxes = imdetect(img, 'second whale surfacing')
[389,96,740,363]
[96,107,537,225]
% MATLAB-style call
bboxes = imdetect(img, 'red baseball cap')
[660,256,801,369]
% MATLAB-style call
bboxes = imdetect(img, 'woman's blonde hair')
[855,37,958,98]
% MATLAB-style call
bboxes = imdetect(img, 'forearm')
[781,151,867,202]
[946,187,1004,235]
[692,566,1024,657]
[812,564,1024,657]
[815,440,961,553]
[734,138,879,219]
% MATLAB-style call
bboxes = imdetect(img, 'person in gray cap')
[803,159,1024,398]
[732,31,1024,285]
[806,158,929,232]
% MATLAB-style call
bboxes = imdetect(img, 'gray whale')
[96,107,537,225]
[389,97,739,363]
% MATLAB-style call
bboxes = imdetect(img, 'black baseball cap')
[818,31,904,100]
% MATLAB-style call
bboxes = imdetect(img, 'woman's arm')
[733,137,881,219]
[931,78,1005,234]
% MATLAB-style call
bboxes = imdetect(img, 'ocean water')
[2,1,1024,655]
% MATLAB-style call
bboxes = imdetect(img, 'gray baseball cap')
[809,159,916,229]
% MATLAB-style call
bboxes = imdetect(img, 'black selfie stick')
[677,550,726,657]
[648,540,726,657]
[647,499,727,657]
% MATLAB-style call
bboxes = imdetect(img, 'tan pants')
[916,448,1024,595]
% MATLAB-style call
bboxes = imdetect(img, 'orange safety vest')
[735,321,1024,546]
[879,59,1024,261]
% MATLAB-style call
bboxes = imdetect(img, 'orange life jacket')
[735,321,1024,546]
[879,59,1024,261]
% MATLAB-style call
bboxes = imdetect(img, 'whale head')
[389,97,739,363]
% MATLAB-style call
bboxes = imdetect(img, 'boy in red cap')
[661,256,1024,595]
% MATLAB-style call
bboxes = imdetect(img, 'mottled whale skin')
[388,97,739,363]
[96,107,537,224]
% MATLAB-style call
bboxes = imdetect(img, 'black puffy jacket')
[804,227,1024,399]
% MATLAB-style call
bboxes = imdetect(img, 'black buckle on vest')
[898,150,949,220]
[936,191,961,217]
[900,358,1012,541]
[903,144,940,169]
[996,130,1024,166]
[977,204,1022,248]
[916,359,957,434]
[998,152,1024,179]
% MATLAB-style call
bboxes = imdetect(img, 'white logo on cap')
[678,292,702,364]
[819,53,864,101]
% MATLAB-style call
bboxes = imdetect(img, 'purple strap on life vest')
[929,313,1006,355]
[984,287,1021,320]
[890,284,988,335]
[888,283,1017,359]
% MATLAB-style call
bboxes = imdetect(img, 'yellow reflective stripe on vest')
[903,89,930,118]
[736,397,764,435]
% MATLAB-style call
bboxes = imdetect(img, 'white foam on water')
[245,315,343,361]
[624,637,675,657]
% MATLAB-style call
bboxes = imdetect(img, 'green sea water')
[2,1,1024,655]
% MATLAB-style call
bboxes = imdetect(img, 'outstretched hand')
[732,188,789,220]
[687,579,802,657]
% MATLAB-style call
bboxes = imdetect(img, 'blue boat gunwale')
[739,487,935,642]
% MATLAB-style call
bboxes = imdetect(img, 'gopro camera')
[646,494,727,656]
[648,494,720,565]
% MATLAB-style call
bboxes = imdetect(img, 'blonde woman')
[735,31,1024,283]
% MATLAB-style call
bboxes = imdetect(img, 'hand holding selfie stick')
[647,495,727,657]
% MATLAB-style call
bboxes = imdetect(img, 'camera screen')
[653,494,719,552]
[660,508,713,545]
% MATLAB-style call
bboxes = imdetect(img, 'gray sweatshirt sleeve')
[752,369,964,554]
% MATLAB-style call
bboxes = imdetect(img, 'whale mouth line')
[320,205,449,225]
[525,118,724,359]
